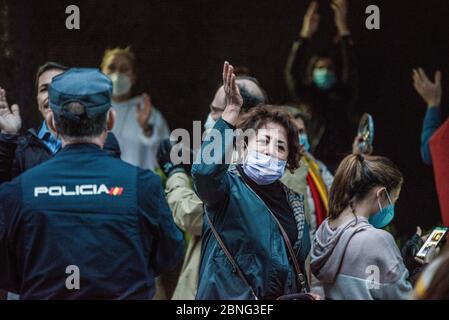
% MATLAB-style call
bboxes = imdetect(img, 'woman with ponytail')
[310,154,414,299]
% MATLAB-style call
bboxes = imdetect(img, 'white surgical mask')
[243,149,286,185]
[109,72,132,97]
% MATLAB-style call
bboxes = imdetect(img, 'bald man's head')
[209,78,267,121]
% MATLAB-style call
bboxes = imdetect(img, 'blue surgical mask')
[243,149,286,185]
[299,134,310,153]
[204,114,216,131]
[313,69,336,90]
[369,190,395,229]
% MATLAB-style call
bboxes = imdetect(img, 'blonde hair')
[100,46,136,73]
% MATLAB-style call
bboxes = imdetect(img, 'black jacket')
[285,36,358,171]
[0,129,121,183]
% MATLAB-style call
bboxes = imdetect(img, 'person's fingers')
[231,73,236,95]
[309,292,321,300]
[425,245,437,264]
[418,68,430,83]
[414,256,425,265]
[415,68,425,83]
[412,69,419,82]
[0,88,5,101]
[223,61,230,94]
[223,61,229,88]
[421,233,430,242]
[413,69,426,92]
[330,3,339,13]
[136,100,143,116]
[339,0,347,10]
[331,0,341,9]
[307,1,318,16]
[227,65,234,92]
[412,71,420,87]
[11,104,20,116]
[413,80,419,92]
[142,93,152,112]
[226,63,233,93]
[413,79,422,94]
[435,70,442,86]
[233,73,241,97]
[416,226,422,237]
[414,68,424,83]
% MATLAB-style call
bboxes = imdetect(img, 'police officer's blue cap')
[49,68,112,120]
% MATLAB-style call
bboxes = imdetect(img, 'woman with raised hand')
[192,62,313,300]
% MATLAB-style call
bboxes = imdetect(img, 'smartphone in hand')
[416,227,448,259]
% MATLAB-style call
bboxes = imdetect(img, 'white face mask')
[243,149,286,185]
[109,72,132,97]
[204,113,216,131]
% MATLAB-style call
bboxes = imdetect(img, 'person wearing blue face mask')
[282,107,334,235]
[282,106,368,235]
[310,154,426,300]
[285,0,358,172]
[192,62,317,300]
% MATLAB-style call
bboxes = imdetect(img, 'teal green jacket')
[192,118,310,300]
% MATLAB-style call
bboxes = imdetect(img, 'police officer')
[0,68,184,299]
[0,62,121,184]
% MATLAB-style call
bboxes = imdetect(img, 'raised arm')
[191,62,243,209]
[412,68,442,166]
[0,87,22,183]
[285,2,319,100]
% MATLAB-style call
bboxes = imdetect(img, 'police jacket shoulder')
[12,130,121,179]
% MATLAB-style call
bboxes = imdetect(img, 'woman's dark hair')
[35,62,68,91]
[328,154,403,219]
[236,105,302,172]
[306,55,337,85]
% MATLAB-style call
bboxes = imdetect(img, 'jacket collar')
[60,143,102,153]
[229,165,307,253]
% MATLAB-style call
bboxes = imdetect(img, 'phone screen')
[416,227,449,259]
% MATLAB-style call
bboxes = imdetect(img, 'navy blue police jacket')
[0,143,184,299]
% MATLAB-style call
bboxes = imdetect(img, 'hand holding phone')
[415,227,448,262]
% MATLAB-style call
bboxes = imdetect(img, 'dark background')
[0,0,448,239]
